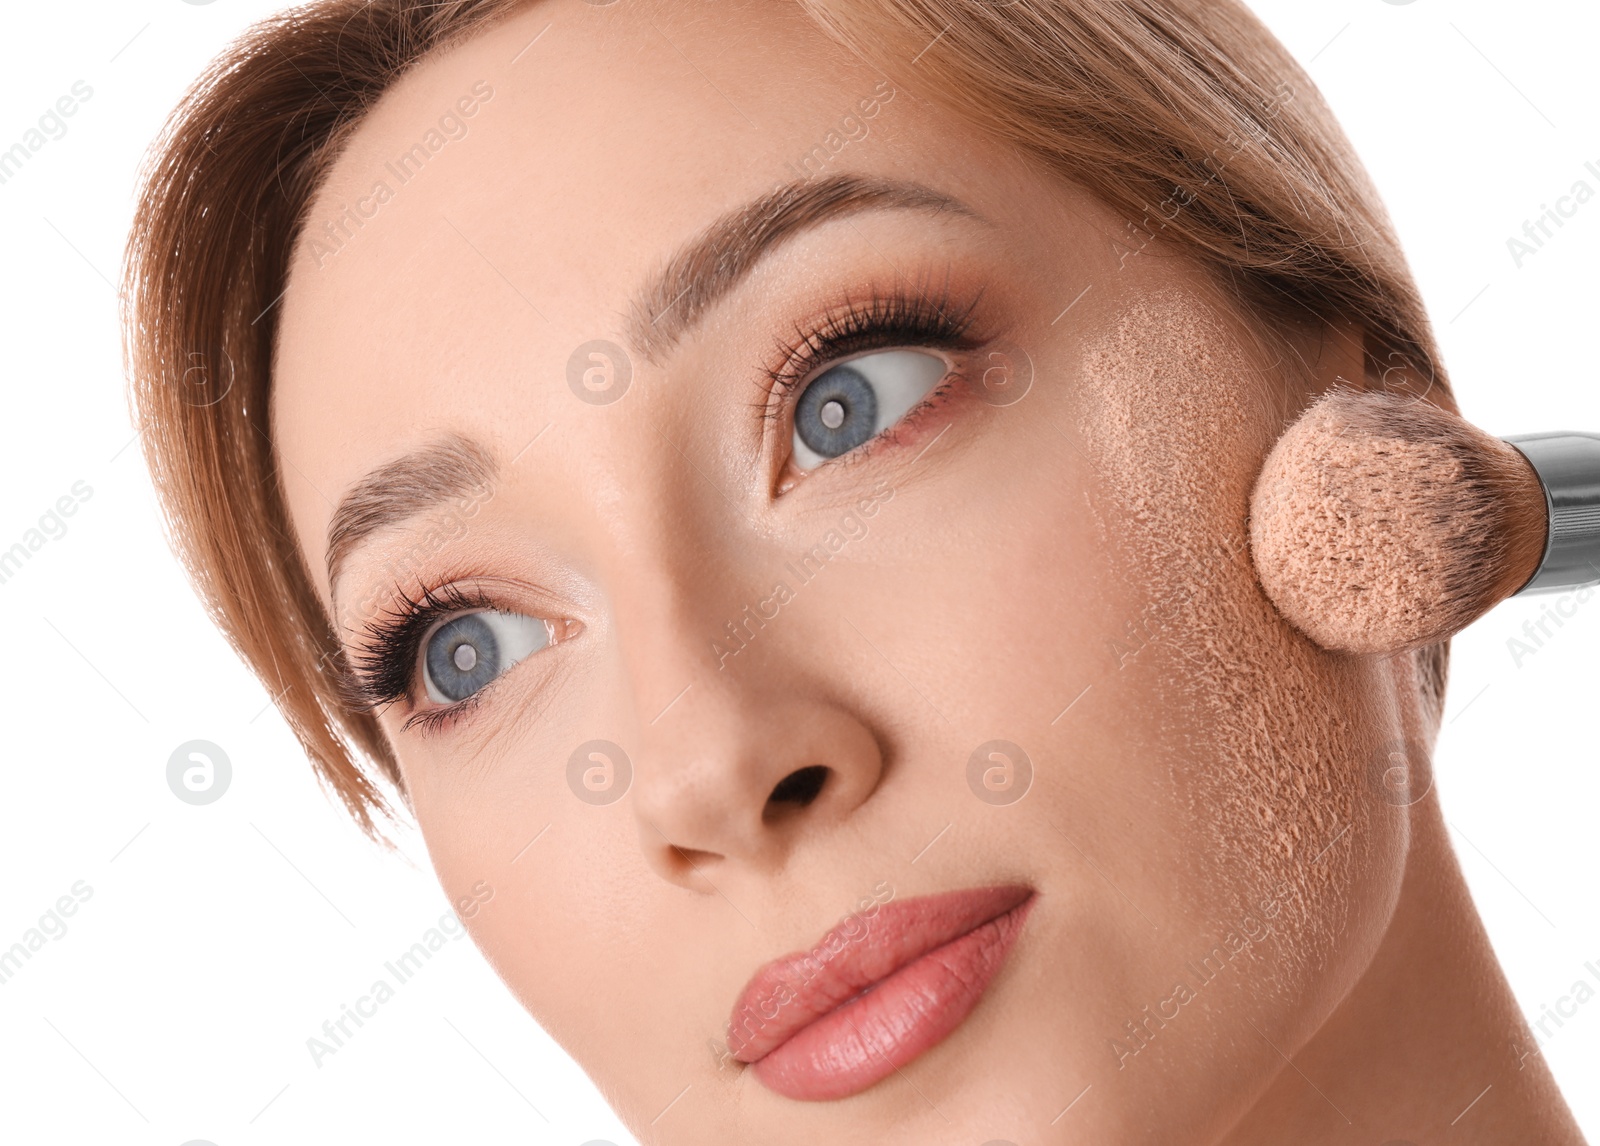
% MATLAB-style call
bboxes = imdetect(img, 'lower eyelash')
[400,689,486,735]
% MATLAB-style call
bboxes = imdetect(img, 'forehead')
[270,1,1074,598]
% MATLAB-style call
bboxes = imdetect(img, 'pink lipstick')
[726,884,1034,1101]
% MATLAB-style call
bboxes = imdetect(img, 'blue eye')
[421,611,550,704]
[791,349,948,471]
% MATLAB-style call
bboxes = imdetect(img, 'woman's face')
[273,2,1419,1141]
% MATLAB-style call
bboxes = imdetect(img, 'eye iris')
[795,364,877,460]
[426,614,500,703]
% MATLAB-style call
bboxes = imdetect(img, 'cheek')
[410,778,628,1067]
[1069,286,1407,993]
[399,727,701,1096]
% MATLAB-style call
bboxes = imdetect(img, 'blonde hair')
[124,0,1451,836]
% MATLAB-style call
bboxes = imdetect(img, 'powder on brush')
[1250,388,1547,656]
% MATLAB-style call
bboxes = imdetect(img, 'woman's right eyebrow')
[624,173,984,366]
[325,431,495,599]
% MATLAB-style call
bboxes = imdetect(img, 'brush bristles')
[1249,388,1548,655]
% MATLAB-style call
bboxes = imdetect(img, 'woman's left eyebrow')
[625,173,984,365]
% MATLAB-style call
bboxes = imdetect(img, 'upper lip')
[724,883,1035,1064]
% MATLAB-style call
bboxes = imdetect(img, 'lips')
[725,884,1035,1101]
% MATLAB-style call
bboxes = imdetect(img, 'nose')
[600,521,887,883]
[573,393,886,885]
[628,670,886,885]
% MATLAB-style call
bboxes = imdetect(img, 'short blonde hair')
[124,0,1451,836]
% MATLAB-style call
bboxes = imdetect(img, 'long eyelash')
[342,581,494,714]
[759,278,987,414]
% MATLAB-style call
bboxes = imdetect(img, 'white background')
[0,1,1594,1143]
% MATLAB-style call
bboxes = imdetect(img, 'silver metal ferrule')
[1504,431,1600,594]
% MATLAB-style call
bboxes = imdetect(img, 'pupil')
[820,399,845,429]
[453,643,478,671]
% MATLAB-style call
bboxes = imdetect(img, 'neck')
[1222,798,1586,1144]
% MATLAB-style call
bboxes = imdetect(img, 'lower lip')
[749,894,1035,1102]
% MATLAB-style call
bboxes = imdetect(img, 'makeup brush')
[1249,387,1600,655]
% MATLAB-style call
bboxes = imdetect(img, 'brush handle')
[1504,432,1600,593]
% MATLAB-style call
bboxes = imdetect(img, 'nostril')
[764,765,829,821]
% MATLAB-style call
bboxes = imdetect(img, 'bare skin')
[269,1,1584,1142]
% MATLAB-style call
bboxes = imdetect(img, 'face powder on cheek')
[1072,287,1392,983]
